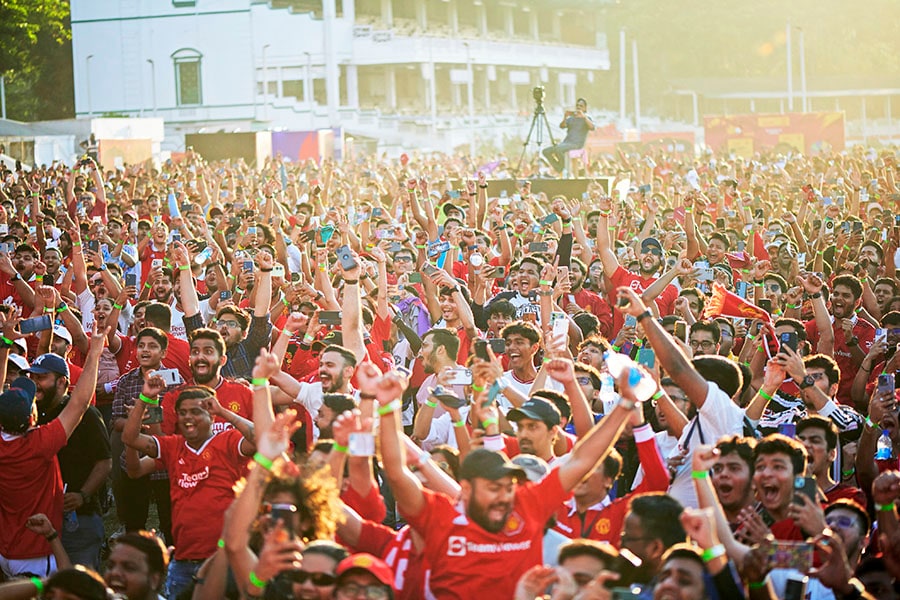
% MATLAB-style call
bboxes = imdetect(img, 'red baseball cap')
[335,553,395,590]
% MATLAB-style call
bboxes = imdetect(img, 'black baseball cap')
[507,397,561,427]
[459,448,527,482]
[639,237,663,256]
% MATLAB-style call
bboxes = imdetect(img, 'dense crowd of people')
[0,144,898,600]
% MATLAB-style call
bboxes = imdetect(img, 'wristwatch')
[798,374,815,390]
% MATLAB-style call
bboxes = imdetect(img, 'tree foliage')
[0,0,72,121]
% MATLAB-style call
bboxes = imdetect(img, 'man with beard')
[0,327,104,579]
[159,329,255,436]
[805,274,876,408]
[559,258,613,339]
[507,397,563,464]
[595,196,679,335]
[123,381,255,599]
[176,242,272,380]
[110,327,179,544]
[27,345,111,571]
[316,394,356,440]
[269,342,358,440]
[369,352,635,600]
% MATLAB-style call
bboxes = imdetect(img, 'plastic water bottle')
[194,245,214,265]
[599,372,619,415]
[876,429,893,461]
[604,351,657,402]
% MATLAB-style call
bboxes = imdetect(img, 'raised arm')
[363,363,426,519]
[57,323,108,438]
[617,286,711,408]
[121,373,168,459]
[556,357,634,491]
[335,248,367,364]
[594,195,621,279]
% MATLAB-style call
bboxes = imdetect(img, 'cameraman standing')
[542,97,595,174]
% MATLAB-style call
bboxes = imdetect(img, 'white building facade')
[71,0,611,151]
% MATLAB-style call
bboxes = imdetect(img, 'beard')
[326,372,344,393]
[468,497,513,534]
[192,361,217,385]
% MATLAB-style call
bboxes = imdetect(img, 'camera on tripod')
[532,86,545,107]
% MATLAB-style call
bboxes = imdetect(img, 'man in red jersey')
[159,328,254,436]
[594,195,680,335]
[0,324,105,578]
[123,378,255,599]
[366,354,636,600]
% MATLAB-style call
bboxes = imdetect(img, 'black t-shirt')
[39,399,111,514]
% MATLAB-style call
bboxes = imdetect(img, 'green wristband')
[539,279,552,286]
[482,417,499,428]
[471,384,485,392]
[876,502,896,512]
[378,400,401,416]
[248,571,267,590]
[253,452,274,471]
[757,389,774,401]
[138,393,159,406]
[332,442,348,454]
[691,469,709,480]
[31,577,44,595]
[112,303,123,310]
[424,399,438,408]
[217,538,225,549]
[748,581,766,589]
[453,420,466,428]
[178,264,190,271]
[144,281,152,289]
[250,378,268,387]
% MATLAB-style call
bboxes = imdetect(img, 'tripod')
[515,101,556,176]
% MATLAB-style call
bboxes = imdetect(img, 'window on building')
[172,0,196,7]
[172,48,203,106]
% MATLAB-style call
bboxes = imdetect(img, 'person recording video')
[542,97,595,174]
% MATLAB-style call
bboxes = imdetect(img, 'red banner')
[704,112,845,156]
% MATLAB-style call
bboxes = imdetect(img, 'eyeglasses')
[765,283,782,293]
[576,376,593,386]
[218,320,241,329]
[825,515,857,531]
[336,583,390,599]
[394,256,413,263]
[689,340,716,350]
[808,372,827,381]
[286,571,337,586]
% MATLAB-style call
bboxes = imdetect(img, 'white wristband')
[484,434,505,452]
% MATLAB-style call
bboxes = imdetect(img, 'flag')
[726,251,753,272]
[704,283,772,323]
[753,231,769,261]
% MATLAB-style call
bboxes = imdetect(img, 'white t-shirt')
[666,381,745,508]
[631,429,679,491]
[500,370,565,414]
[418,406,471,452]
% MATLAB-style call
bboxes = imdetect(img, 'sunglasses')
[286,571,337,586]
